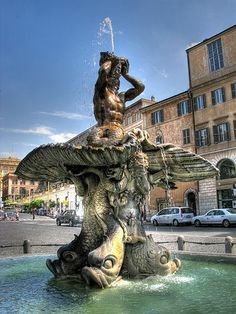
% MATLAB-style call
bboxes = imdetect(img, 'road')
[0,213,236,257]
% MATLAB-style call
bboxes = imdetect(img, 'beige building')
[0,157,20,200]
[123,98,155,131]
[140,92,198,214]
[187,24,236,212]
[2,173,39,203]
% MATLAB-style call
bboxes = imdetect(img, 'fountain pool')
[1,255,235,314]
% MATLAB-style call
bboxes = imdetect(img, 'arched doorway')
[187,192,197,215]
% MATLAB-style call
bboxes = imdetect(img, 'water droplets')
[97,17,115,52]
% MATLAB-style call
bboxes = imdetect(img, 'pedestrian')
[32,208,36,220]
[4,212,8,220]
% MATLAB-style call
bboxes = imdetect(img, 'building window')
[193,94,206,111]
[177,100,191,116]
[127,115,132,125]
[182,128,190,144]
[156,135,164,144]
[132,113,136,123]
[151,110,164,125]
[207,38,224,72]
[20,187,26,196]
[195,128,210,147]
[231,82,236,99]
[211,87,225,105]
[213,122,231,143]
[217,189,233,209]
[136,111,141,121]
[217,159,236,180]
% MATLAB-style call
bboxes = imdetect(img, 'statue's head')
[99,51,115,65]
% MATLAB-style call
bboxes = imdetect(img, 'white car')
[151,207,194,226]
[192,208,236,228]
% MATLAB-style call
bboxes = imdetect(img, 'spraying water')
[98,17,115,52]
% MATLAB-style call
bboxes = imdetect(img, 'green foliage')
[29,199,44,209]
[4,199,13,206]
[49,200,56,208]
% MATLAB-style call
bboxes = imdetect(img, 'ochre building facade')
[187,25,236,212]
[62,25,236,215]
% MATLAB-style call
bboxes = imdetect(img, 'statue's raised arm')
[89,52,144,146]
[120,59,145,102]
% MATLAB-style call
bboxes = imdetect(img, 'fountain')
[15,52,218,289]
[1,255,236,313]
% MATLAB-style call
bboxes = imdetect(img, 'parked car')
[1,209,19,221]
[56,210,83,227]
[37,208,47,216]
[0,210,4,221]
[151,207,194,226]
[192,208,236,228]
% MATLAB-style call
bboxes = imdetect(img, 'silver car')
[151,207,194,226]
[192,208,236,228]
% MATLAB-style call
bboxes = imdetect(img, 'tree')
[29,199,44,209]
[49,200,56,208]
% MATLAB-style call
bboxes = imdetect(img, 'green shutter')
[213,125,218,143]
[203,94,206,108]
[231,83,236,98]
[221,87,226,102]
[206,128,211,145]
[151,112,155,125]
[160,109,164,122]
[177,103,181,116]
[195,130,200,146]
[182,130,186,144]
[226,123,231,141]
[211,91,216,105]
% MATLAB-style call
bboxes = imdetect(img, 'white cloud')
[39,111,89,120]
[0,152,13,156]
[0,126,54,135]
[49,132,77,143]
[21,143,38,147]
[0,126,77,143]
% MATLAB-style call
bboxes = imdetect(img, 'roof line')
[186,24,236,52]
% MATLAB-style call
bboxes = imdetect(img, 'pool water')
[0,255,236,314]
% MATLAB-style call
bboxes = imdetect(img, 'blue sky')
[0,0,236,159]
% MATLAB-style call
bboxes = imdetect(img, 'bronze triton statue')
[16,52,218,288]
[87,52,144,146]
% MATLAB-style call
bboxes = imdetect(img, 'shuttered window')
[211,87,225,105]
[151,109,164,125]
[195,128,210,147]
[213,122,231,143]
[182,128,190,144]
[156,135,164,144]
[177,100,191,116]
[207,39,224,72]
[231,83,236,99]
[193,94,206,111]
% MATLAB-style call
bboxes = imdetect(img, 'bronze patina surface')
[16,53,218,288]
